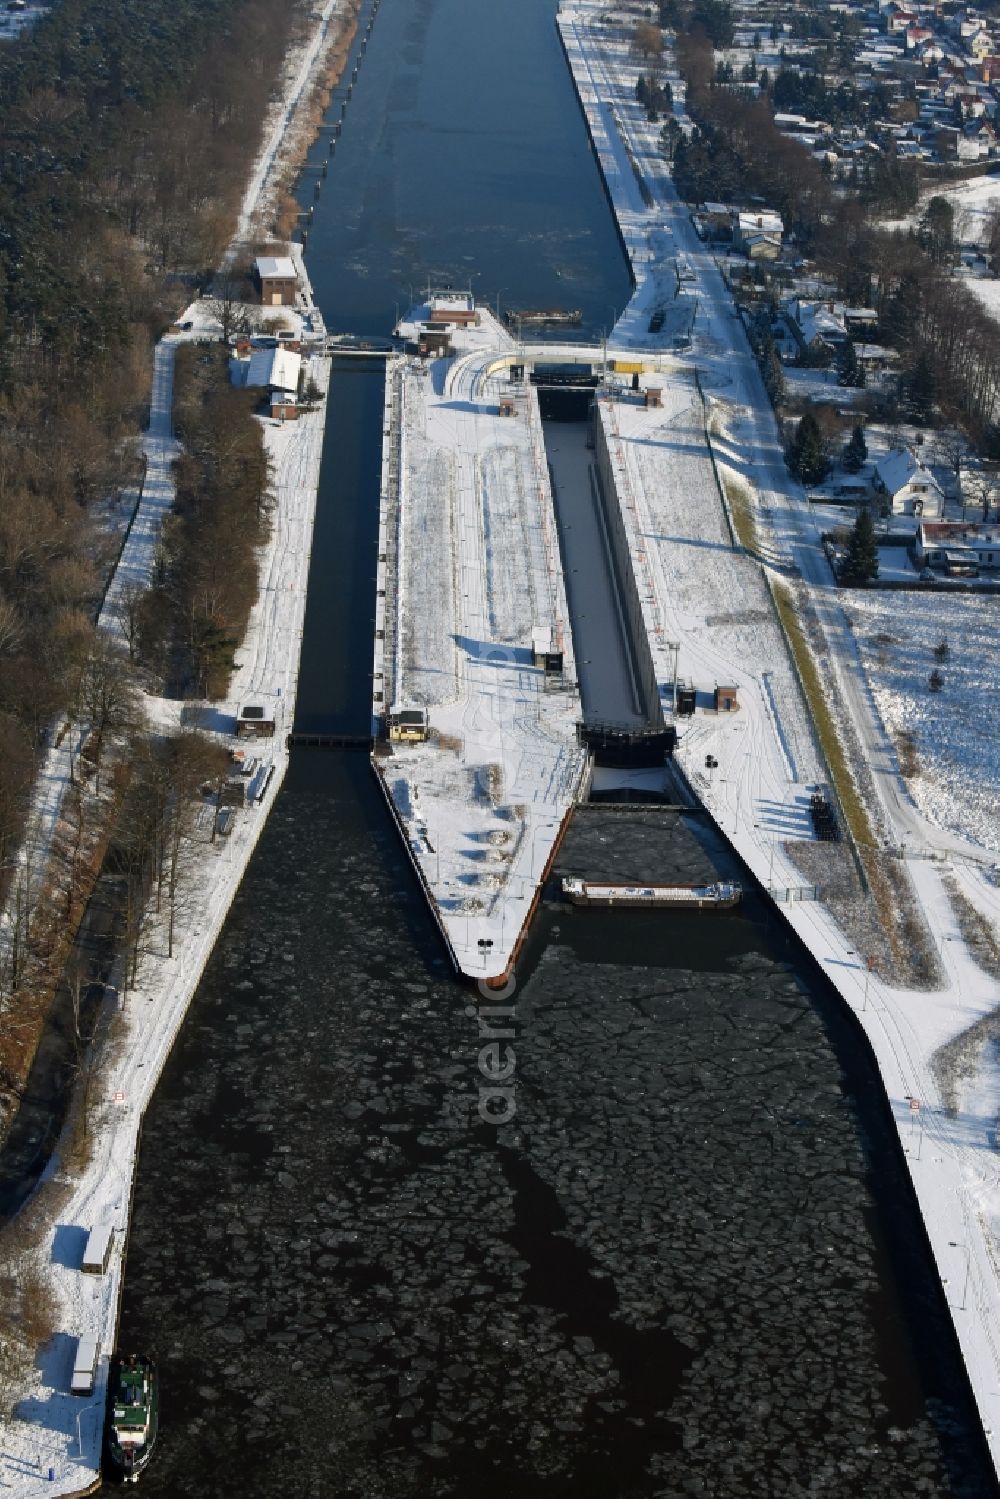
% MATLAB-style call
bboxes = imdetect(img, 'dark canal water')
[112,1,996,1495]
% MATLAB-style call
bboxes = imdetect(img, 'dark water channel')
[544,410,645,727]
[111,1,995,1495]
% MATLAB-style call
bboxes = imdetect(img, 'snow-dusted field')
[882,172,1000,240]
[966,271,1000,323]
[844,590,1000,855]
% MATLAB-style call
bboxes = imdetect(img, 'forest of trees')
[0,0,302,888]
[770,67,893,129]
[138,345,272,698]
[0,0,312,1135]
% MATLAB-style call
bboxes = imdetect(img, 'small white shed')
[71,1336,99,1395]
[81,1224,114,1275]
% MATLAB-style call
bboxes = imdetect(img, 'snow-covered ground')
[883,171,1000,243]
[879,173,1000,324]
[966,270,1000,323]
[604,383,823,807]
[559,1,1000,1475]
[378,308,586,981]
[0,0,347,1490]
[844,590,1000,855]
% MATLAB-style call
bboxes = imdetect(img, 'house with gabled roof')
[874,448,944,517]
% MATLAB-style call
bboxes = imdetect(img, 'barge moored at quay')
[562,877,742,909]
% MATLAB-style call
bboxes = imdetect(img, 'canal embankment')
[556,2,1000,1480]
[0,0,369,1489]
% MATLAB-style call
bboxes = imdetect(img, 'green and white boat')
[107,1354,158,1484]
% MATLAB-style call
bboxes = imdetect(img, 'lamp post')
[755,823,775,887]
[950,1241,970,1311]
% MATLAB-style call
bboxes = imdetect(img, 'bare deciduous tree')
[76,636,139,793]
[632,19,665,59]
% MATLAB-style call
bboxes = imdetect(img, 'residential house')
[853,343,899,378]
[700,202,734,240]
[843,306,880,336]
[915,520,1000,572]
[963,117,997,155]
[789,299,849,359]
[732,209,783,259]
[905,25,934,48]
[874,448,945,516]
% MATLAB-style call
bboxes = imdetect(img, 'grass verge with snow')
[771,581,875,850]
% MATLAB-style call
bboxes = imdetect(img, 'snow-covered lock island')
[372,295,699,985]
[372,299,586,985]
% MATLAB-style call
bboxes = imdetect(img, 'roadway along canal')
[112,2,995,1495]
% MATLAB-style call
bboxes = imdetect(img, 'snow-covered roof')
[876,448,943,495]
[255,255,297,281]
[430,293,475,313]
[245,346,301,393]
[736,209,784,235]
[921,520,1000,543]
[798,306,848,345]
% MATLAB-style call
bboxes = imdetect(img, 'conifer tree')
[787,410,829,484]
[841,506,879,585]
[843,423,867,472]
[763,340,785,407]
